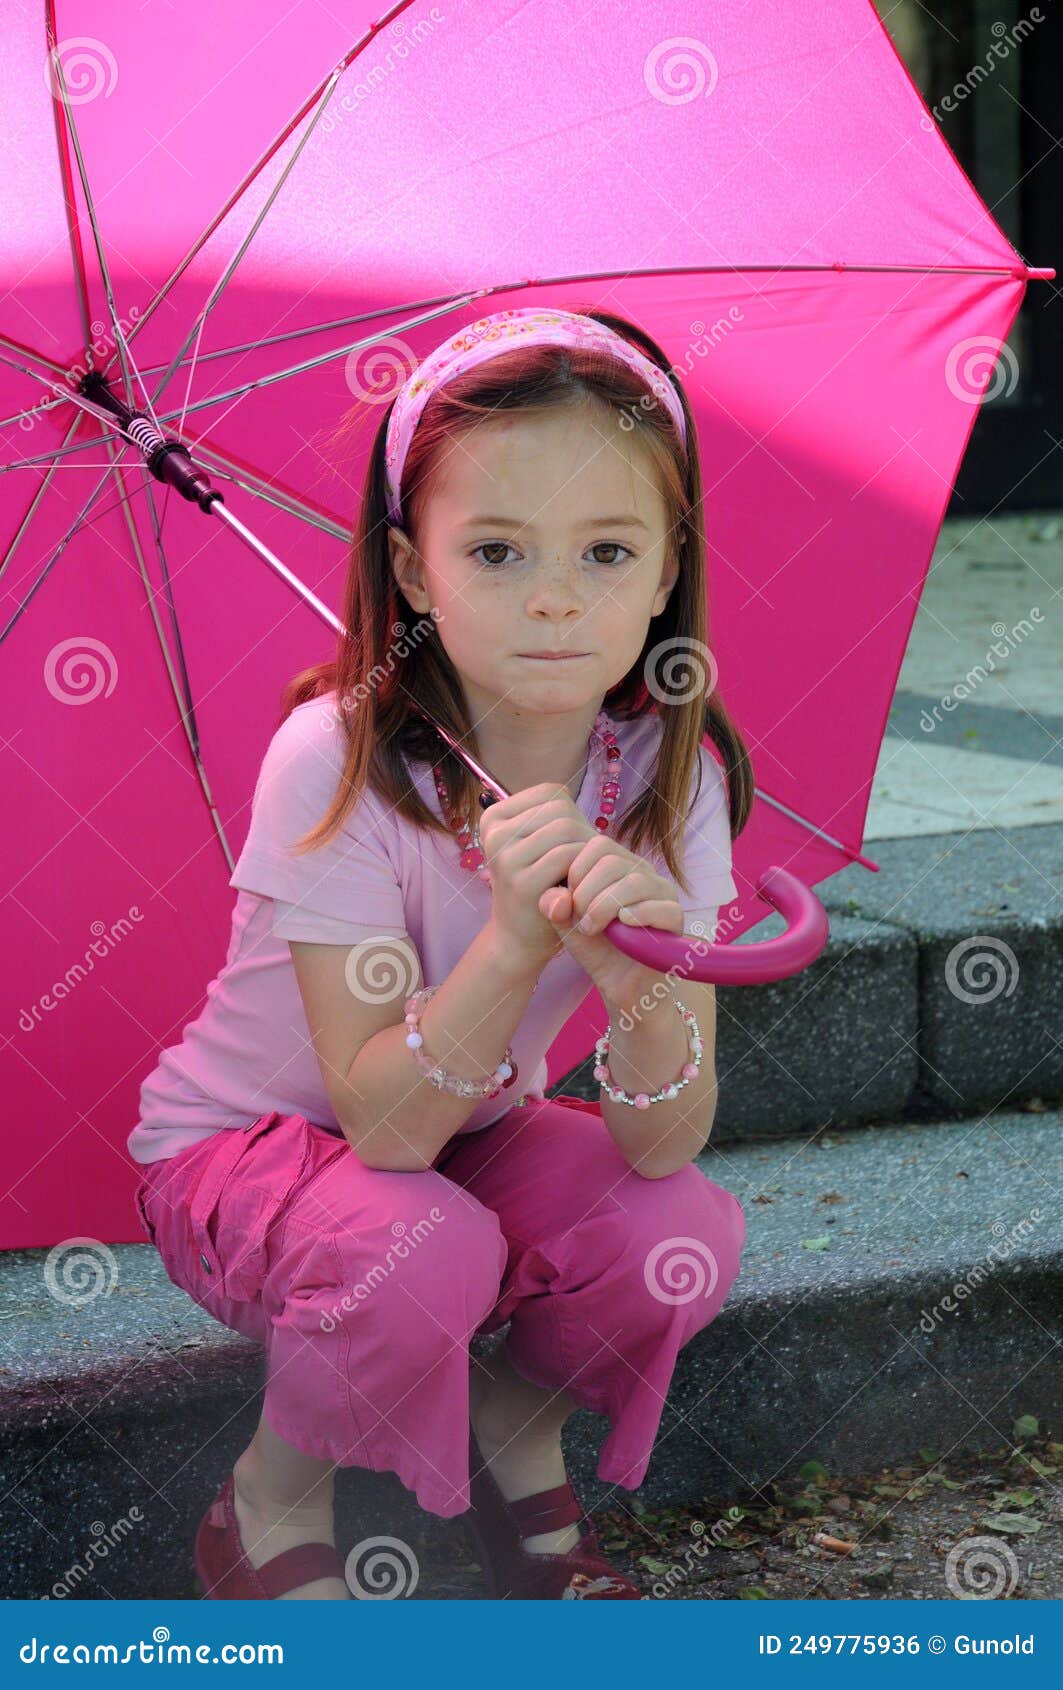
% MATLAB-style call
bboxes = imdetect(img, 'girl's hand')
[478,782,599,976]
[538,836,685,1010]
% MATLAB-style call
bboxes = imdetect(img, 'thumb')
[540,885,572,925]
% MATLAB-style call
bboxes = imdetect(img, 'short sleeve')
[229,700,409,941]
[673,746,737,927]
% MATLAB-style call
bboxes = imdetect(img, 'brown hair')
[279,306,754,897]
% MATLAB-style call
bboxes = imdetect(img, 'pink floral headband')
[383,306,688,526]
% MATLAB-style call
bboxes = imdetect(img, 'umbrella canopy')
[1,0,1050,1245]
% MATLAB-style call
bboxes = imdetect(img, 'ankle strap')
[508,1480,583,1536]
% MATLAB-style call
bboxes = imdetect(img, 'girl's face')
[388,403,680,723]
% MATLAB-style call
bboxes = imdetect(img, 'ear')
[388,526,432,615]
[651,537,683,617]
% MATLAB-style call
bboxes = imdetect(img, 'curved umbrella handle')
[600,866,829,985]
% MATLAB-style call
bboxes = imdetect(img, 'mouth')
[517,652,591,662]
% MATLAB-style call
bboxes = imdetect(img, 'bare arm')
[597,971,719,1178]
[336,920,541,1171]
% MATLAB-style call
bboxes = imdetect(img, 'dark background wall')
[874,0,1061,512]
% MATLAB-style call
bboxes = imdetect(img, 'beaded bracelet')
[593,995,703,1109]
[403,985,519,1100]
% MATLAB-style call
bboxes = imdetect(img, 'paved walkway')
[869,510,1063,839]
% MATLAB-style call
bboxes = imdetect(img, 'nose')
[524,557,586,621]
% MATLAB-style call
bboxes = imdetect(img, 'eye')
[586,542,633,566]
[471,541,520,569]
[469,541,635,570]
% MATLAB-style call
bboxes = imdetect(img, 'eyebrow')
[458,514,650,532]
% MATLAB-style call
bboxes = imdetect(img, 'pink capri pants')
[133,1097,745,1519]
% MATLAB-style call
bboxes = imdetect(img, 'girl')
[129,304,755,1602]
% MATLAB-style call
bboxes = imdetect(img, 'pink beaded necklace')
[432,709,622,885]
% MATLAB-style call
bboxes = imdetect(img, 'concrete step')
[2,1107,1059,1598]
[560,821,1063,1142]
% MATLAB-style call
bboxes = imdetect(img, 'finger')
[540,885,572,923]
[572,867,668,928]
[482,783,572,822]
[579,896,684,936]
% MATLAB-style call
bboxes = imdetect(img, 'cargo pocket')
[132,1176,158,1246]
[187,1110,311,1303]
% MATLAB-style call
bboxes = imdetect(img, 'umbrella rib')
[97,0,421,379]
[751,784,879,872]
[43,1,94,357]
[108,290,508,387]
[149,292,490,426]
[0,454,118,648]
[104,442,235,872]
[46,26,162,429]
[144,63,349,418]
[0,412,84,585]
[0,433,132,473]
[0,334,69,379]
[186,440,351,541]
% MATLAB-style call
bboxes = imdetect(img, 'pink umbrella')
[1,0,1052,1246]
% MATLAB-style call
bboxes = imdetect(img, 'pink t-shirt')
[127,695,737,1164]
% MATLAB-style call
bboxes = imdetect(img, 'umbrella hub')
[78,370,222,513]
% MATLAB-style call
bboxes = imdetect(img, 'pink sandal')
[464,1426,643,1599]
[192,1471,348,1599]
